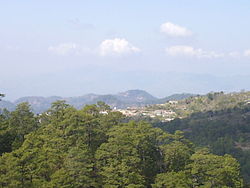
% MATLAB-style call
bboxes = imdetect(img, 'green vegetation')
[152,91,250,185]
[149,91,250,118]
[0,101,244,187]
[0,94,4,101]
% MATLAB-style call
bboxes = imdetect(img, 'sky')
[1,0,250,100]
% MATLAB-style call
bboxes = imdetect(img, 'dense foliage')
[0,101,244,187]
[152,92,250,185]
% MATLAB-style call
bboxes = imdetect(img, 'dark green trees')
[96,121,165,187]
[0,101,244,187]
[0,93,4,101]
[0,102,37,155]
[9,102,38,149]
[189,149,242,187]
[153,148,243,187]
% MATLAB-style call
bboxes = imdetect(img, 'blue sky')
[1,0,250,100]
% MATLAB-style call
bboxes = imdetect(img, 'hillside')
[147,91,250,118]
[157,93,196,104]
[149,91,250,183]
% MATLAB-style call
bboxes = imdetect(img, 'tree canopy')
[0,101,244,187]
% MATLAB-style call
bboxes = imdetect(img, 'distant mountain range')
[0,90,195,114]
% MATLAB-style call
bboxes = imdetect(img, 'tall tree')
[189,149,243,187]
[96,121,168,187]
[153,149,243,187]
[161,131,194,172]
[9,102,38,150]
[49,144,97,188]
[0,109,13,155]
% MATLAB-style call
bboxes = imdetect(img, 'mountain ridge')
[0,90,196,113]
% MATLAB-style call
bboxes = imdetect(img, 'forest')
[0,98,245,187]
[155,104,250,185]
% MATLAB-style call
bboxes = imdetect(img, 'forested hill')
[0,101,244,187]
[147,91,250,119]
[0,90,195,113]
[150,91,250,184]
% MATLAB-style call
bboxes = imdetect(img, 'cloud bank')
[48,43,90,56]
[166,45,224,58]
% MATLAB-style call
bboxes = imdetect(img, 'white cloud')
[166,45,224,58]
[160,22,192,37]
[48,43,90,56]
[99,38,140,56]
[244,49,250,57]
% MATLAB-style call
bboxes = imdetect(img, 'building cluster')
[114,106,176,122]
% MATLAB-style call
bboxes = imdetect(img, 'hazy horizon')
[1,1,250,100]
